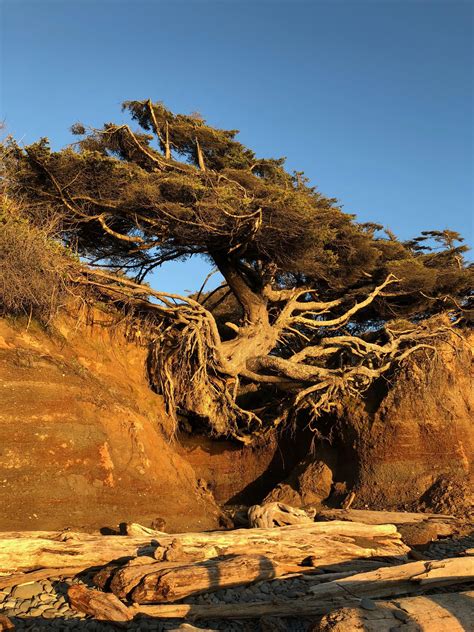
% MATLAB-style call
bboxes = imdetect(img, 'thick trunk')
[208,253,280,376]
[220,323,279,376]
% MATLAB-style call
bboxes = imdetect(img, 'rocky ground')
[1,532,474,632]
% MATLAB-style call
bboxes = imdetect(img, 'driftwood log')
[315,508,456,526]
[316,590,474,631]
[0,522,408,573]
[98,523,409,603]
[0,531,159,573]
[248,502,315,528]
[130,555,307,603]
[130,557,474,620]
[67,584,132,625]
[145,521,409,566]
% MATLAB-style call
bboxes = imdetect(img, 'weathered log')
[67,584,133,625]
[0,522,408,573]
[93,560,135,591]
[305,558,400,573]
[103,526,408,602]
[131,554,317,603]
[315,590,474,631]
[121,523,165,538]
[0,531,156,572]
[132,557,474,620]
[315,508,456,526]
[146,521,409,566]
[248,502,315,528]
[108,552,350,601]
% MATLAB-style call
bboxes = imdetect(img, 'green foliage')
[4,99,472,322]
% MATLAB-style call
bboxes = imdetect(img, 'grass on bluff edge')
[0,196,74,322]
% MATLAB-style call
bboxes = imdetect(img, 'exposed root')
[69,266,459,443]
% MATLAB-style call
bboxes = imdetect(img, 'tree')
[5,100,472,441]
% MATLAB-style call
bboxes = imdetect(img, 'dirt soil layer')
[0,308,222,532]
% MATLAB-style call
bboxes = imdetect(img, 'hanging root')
[71,267,460,444]
[148,316,262,441]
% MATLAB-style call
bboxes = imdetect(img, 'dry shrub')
[0,196,71,321]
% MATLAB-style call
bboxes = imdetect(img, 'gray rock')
[12,582,44,600]
[393,609,410,622]
[360,597,377,610]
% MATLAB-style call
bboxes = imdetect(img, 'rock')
[298,461,333,505]
[15,600,31,614]
[260,617,288,632]
[38,593,52,603]
[393,609,410,622]
[11,581,43,600]
[263,460,333,508]
[263,482,302,507]
[398,522,438,548]
[28,606,47,616]
[360,597,377,610]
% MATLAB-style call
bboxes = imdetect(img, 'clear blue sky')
[1,0,472,294]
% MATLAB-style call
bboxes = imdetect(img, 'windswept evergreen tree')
[5,100,472,440]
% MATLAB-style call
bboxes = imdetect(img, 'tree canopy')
[4,100,472,440]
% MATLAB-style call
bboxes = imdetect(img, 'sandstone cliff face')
[341,334,474,510]
[0,307,471,531]
[0,308,221,532]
